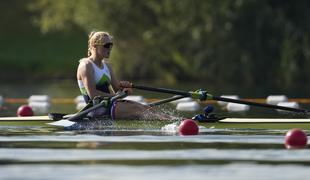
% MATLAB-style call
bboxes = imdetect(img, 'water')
[0,130,309,180]
[1,81,310,179]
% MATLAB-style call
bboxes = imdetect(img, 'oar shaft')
[149,95,185,107]
[130,84,309,114]
[131,85,191,97]
[213,96,308,113]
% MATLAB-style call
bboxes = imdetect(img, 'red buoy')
[179,119,199,135]
[17,105,34,117]
[285,128,308,149]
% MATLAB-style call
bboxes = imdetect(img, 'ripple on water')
[0,164,310,180]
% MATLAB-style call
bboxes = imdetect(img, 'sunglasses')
[103,43,113,49]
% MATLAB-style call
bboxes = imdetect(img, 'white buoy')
[28,101,50,114]
[76,101,87,110]
[277,102,300,113]
[123,95,145,103]
[0,95,3,106]
[74,95,85,104]
[226,103,250,112]
[75,95,87,110]
[170,96,193,105]
[266,95,288,105]
[217,95,240,106]
[28,95,51,114]
[176,101,200,111]
[28,95,50,103]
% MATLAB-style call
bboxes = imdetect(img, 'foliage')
[2,0,310,95]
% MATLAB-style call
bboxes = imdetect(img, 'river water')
[0,81,309,179]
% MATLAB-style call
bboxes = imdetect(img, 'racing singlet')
[78,59,112,103]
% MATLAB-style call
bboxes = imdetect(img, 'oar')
[149,95,185,107]
[128,84,309,114]
[48,91,128,127]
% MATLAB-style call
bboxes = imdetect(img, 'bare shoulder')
[78,58,93,69]
[79,58,92,66]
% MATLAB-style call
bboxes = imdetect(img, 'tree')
[28,0,310,95]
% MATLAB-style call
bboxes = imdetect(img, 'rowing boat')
[1,115,310,130]
[0,115,53,127]
[202,117,310,130]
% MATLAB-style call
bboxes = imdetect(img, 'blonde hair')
[87,31,112,56]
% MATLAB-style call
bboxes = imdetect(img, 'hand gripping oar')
[48,91,128,127]
[128,84,309,114]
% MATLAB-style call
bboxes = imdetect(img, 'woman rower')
[77,31,148,119]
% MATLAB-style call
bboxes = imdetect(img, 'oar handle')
[149,95,185,107]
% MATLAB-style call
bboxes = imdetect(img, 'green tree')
[7,0,310,95]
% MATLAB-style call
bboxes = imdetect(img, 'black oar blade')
[48,113,67,120]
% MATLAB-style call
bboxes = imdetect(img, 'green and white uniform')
[78,59,112,103]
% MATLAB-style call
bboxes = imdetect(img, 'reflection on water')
[0,123,309,179]
[1,164,309,180]
[0,132,309,179]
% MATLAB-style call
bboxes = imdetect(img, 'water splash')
[66,105,184,131]
[65,118,115,131]
[141,105,183,121]
[140,105,184,134]
[161,122,179,134]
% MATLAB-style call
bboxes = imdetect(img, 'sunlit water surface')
[0,126,309,180]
